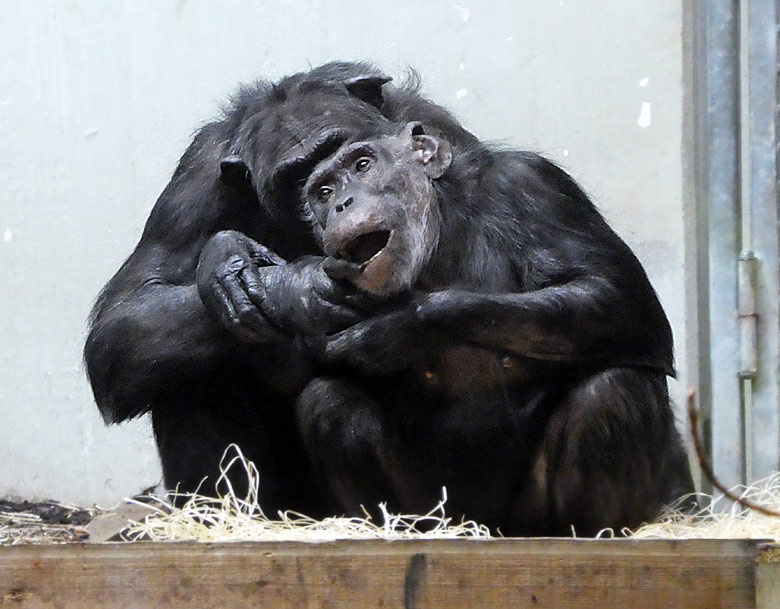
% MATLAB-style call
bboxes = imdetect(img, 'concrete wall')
[0,0,689,505]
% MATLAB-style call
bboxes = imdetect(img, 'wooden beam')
[757,545,780,609]
[0,539,775,608]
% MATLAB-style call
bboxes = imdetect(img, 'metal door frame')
[688,0,780,489]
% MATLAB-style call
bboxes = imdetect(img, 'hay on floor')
[123,446,492,543]
[618,472,780,541]
[126,447,780,543]
[3,445,779,544]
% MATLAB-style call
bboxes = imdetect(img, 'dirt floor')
[0,497,158,545]
[0,499,94,544]
[0,499,94,526]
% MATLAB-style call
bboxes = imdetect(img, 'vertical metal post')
[692,0,780,491]
[745,0,780,478]
[695,0,745,490]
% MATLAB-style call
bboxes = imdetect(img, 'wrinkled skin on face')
[302,123,452,297]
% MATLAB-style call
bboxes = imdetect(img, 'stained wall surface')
[0,0,689,504]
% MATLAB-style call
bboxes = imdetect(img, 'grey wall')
[0,0,689,505]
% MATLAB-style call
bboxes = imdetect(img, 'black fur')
[84,62,693,533]
[298,135,693,535]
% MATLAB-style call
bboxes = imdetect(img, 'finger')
[313,270,377,312]
[306,279,368,329]
[322,256,362,281]
[236,266,296,340]
[216,269,284,340]
[339,291,382,312]
[208,281,265,343]
[247,240,287,266]
[322,305,365,332]
[237,263,272,308]
[323,329,353,362]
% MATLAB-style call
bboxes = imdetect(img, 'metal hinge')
[738,250,758,379]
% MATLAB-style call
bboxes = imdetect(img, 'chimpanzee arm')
[83,223,290,421]
[84,119,270,422]
[321,150,673,377]
[87,233,368,423]
[84,126,363,423]
[427,154,675,374]
[321,275,672,377]
[85,282,240,421]
[415,279,673,373]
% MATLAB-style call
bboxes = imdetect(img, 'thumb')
[322,256,363,281]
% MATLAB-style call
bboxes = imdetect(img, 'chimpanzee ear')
[219,155,252,187]
[344,74,392,109]
[405,121,426,137]
[412,135,453,179]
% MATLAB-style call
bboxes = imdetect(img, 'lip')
[363,234,394,271]
[339,229,392,268]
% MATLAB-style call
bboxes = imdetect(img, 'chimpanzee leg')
[151,381,325,514]
[512,367,693,536]
[295,377,402,516]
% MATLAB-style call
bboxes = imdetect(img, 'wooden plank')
[0,539,765,609]
[757,544,780,609]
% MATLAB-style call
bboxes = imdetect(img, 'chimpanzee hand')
[198,231,371,342]
[320,304,426,375]
[252,256,372,336]
[197,230,289,342]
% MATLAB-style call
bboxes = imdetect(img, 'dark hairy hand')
[197,231,375,342]
[321,301,426,375]
[251,256,373,337]
[196,230,288,342]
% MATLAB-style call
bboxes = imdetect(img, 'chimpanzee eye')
[317,185,334,201]
[355,157,372,173]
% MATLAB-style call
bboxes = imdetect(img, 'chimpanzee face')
[303,122,452,297]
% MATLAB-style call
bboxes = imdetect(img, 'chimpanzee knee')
[296,378,396,515]
[530,368,692,536]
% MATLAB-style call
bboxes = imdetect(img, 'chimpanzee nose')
[335,197,354,213]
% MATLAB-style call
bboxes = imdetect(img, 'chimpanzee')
[278,123,693,536]
[84,62,477,515]
[84,62,693,534]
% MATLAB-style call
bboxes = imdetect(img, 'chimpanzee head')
[219,63,395,197]
[302,122,453,297]
[214,64,399,257]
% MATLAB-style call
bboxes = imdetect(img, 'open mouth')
[341,230,391,266]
